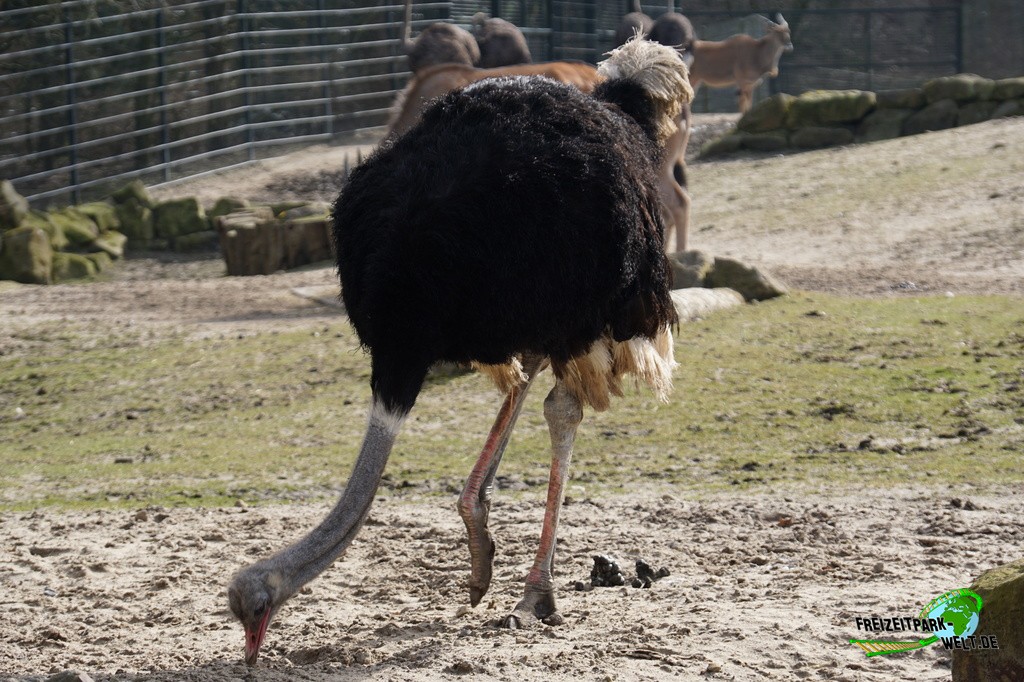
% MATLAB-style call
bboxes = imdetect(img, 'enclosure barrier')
[1,1,965,208]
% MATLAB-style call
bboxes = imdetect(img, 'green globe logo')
[923,590,982,641]
[850,589,983,657]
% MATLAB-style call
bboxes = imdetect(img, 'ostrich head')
[228,561,289,665]
[597,33,694,145]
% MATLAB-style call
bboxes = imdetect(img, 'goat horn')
[776,13,787,26]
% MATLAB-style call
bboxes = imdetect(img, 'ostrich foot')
[499,587,563,629]
[466,526,495,606]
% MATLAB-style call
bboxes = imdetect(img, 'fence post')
[954,6,963,73]
[864,10,872,91]
[316,0,333,138]
[62,4,79,205]
[238,0,255,162]
[157,6,170,182]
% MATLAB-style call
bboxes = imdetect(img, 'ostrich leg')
[458,355,544,606]
[502,380,582,629]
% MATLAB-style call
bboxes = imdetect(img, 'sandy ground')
[2,116,1023,680]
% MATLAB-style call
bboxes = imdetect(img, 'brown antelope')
[402,0,479,74]
[385,61,604,139]
[688,14,793,113]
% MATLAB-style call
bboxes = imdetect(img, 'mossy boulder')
[281,202,331,221]
[77,202,120,233]
[958,101,998,126]
[858,108,914,142]
[875,88,926,110]
[153,197,207,239]
[52,252,98,282]
[700,133,744,158]
[790,126,854,149]
[207,197,250,224]
[91,230,127,259]
[991,77,1024,101]
[785,90,876,128]
[741,130,789,152]
[903,99,959,136]
[923,74,994,103]
[48,207,99,245]
[1,180,29,231]
[667,250,714,289]
[83,250,113,273]
[114,200,153,243]
[952,559,1024,681]
[0,226,52,284]
[705,256,787,302]
[109,180,154,209]
[21,210,69,251]
[737,93,794,133]
[992,99,1024,118]
[270,201,308,217]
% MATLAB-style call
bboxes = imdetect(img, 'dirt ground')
[2,116,1023,681]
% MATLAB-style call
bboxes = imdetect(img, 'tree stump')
[215,209,333,276]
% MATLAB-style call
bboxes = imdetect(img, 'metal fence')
[1,1,966,208]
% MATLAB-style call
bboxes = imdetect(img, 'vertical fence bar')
[62,4,79,204]
[238,0,255,161]
[864,10,872,91]
[316,0,333,138]
[157,6,170,182]
[954,6,963,73]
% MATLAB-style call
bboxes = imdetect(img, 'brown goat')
[688,14,793,113]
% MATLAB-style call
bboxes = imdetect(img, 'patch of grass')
[1,294,1021,510]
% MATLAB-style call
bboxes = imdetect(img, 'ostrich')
[649,5,697,66]
[614,0,653,47]
[402,0,479,73]
[228,36,693,665]
[471,13,532,68]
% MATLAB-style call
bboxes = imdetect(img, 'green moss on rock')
[114,200,153,243]
[91,230,128,259]
[785,90,876,128]
[153,197,207,239]
[700,133,744,158]
[858,108,913,142]
[706,257,787,301]
[21,210,69,251]
[77,201,120,232]
[0,226,52,284]
[737,94,794,133]
[790,126,854,149]
[83,250,113,272]
[952,559,1024,680]
[992,99,1024,118]
[923,74,995,103]
[667,250,713,289]
[903,99,959,136]
[1,180,29,231]
[173,230,217,252]
[207,197,250,224]
[109,180,154,209]
[52,252,98,281]
[48,207,99,245]
[741,130,789,152]
[958,101,998,126]
[992,77,1024,101]
[875,88,926,110]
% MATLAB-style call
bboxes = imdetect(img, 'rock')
[992,99,1024,119]
[952,559,1024,681]
[48,207,99,245]
[700,132,744,158]
[109,180,153,209]
[281,202,331,221]
[736,93,794,133]
[77,202,120,232]
[21,210,69,251]
[173,230,217,252]
[52,252,98,281]
[991,77,1024,101]
[670,287,744,321]
[858,108,913,142]
[91,230,128,259]
[666,249,713,289]
[958,101,998,127]
[45,671,94,682]
[83,251,113,273]
[0,226,52,284]
[923,74,995,103]
[1,180,29,230]
[153,197,207,239]
[114,199,153,243]
[741,130,788,152]
[785,90,876,128]
[903,99,959,136]
[206,197,250,224]
[875,87,926,110]
[706,257,787,301]
[790,126,854,149]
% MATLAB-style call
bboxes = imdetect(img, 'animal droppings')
[591,554,626,587]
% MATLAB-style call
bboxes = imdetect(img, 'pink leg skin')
[502,380,582,629]
[457,356,543,607]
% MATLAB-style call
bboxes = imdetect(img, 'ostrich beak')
[244,609,273,666]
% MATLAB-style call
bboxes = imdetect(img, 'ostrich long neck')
[266,399,405,594]
[403,0,413,46]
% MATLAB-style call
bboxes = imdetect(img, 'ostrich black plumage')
[228,37,693,665]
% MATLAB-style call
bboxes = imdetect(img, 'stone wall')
[701,74,1024,158]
